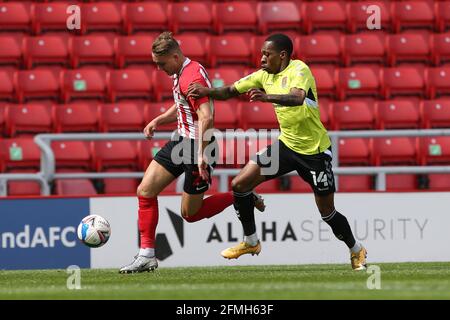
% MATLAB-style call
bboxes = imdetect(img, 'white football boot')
[119,255,158,274]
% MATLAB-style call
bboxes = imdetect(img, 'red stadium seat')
[436,2,450,33]
[93,140,139,171]
[15,69,60,102]
[55,101,99,133]
[24,35,69,68]
[7,173,42,196]
[207,35,252,67]
[381,66,425,98]
[375,98,421,129]
[432,32,450,65]
[372,137,419,166]
[426,66,450,99]
[0,103,7,137]
[347,1,391,33]
[152,70,173,102]
[422,98,450,128]
[338,138,371,166]
[337,66,381,100]
[250,35,267,67]
[310,65,336,99]
[0,137,41,171]
[420,136,450,165]
[115,35,155,68]
[295,34,341,65]
[393,1,435,33]
[55,179,98,196]
[257,2,301,34]
[331,99,375,130]
[386,174,418,191]
[62,68,107,102]
[6,102,54,136]
[52,141,92,170]
[0,34,24,67]
[319,98,331,130]
[343,32,386,66]
[107,69,152,102]
[428,174,450,191]
[0,2,32,32]
[139,139,169,170]
[338,175,374,192]
[81,2,123,34]
[208,67,244,89]
[302,1,346,34]
[168,2,212,34]
[213,1,257,34]
[102,168,138,195]
[214,100,238,130]
[33,2,77,34]
[100,101,145,132]
[70,35,115,68]
[254,178,279,193]
[387,32,431,66]
[0,69,15,101]
[238,102,278,130]
[175,34,207,66]
[145,103,177,132]
[285,176,311,193]
[124,2,168,34]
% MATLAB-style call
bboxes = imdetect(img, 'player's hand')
[143,120,157,140]
[198,155,210,182]
[249,89,268,102]
[187,83,209,99]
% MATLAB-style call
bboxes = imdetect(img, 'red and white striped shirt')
[173,58,214,139]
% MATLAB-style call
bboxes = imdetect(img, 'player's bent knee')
[231,178,251,193]
[137,184,157,198]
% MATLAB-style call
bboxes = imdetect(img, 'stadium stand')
[1,0,450,196]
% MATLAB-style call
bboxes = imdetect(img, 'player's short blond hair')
[152,32,180,56]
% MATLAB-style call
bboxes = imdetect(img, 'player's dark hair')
[152,32,180,56]
[265,33,293,57]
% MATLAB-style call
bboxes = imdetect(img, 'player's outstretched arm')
[249,87,306,106]
[143,103,177,139]
[196,102,214,181]
[187,83,240,101]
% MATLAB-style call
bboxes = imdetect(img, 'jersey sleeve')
[289,65,311,92]
[233,70,264,94]
[180,68,210,112]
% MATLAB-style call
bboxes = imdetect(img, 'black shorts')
[153,135,218,194]
[254,139,335,196]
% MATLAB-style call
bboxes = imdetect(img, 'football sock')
[244,233,259,247]
[350,242,362,254]
[138,196,159,250]
[139,248,155,258]
[322,209,356,249]
[183,192,234,223]
[233,191,256,237]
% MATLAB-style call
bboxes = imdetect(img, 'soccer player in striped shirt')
[188,34,367,271]
[119,32,264,273]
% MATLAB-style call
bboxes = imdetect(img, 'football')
[77,215,111,248]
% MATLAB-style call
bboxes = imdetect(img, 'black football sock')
[233,191,256,236]
[322,209,356,249]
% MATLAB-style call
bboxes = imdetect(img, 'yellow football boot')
[221,241,261,259]
[351,246,367,271]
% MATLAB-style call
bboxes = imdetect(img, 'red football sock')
[184,192,234,223]
[138,196,159,248]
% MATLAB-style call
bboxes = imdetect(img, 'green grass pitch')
[1,262,450,300]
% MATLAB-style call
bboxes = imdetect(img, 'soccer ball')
[77,215,111,248]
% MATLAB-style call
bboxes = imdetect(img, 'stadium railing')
[1,129,450,196]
